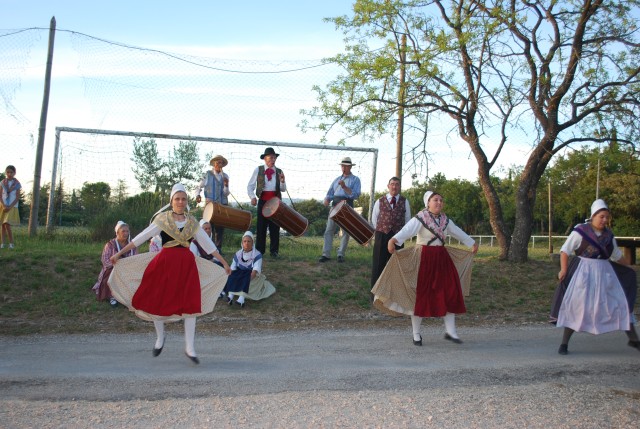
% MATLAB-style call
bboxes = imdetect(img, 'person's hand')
[195,195,202,204]
[323,198,329,207]
[387,239,397,254]
[224,265,232,275]
[338,179,345,188]
[471,243,479,254]
[251,271,257,280]
[279,172,285,182]
[110,254,120,265]
[224,178,229,186]
[558,269,566,281]
[251,197,257,206]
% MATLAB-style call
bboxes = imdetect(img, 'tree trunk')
[507,138,554,262]
[508,181,535,262]
[477,166,511,259]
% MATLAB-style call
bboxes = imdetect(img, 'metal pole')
[46,128,61,232]
[28,16,56,236]
[368,149,378,223]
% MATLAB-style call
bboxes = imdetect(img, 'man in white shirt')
[247,147,286,257]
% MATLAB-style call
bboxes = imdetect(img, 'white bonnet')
[590,199,609,218]
[170,183,187,201]
[114,220,127,234]
[243,231,254,241]
[199,219,209,227]
[423,191,434,207]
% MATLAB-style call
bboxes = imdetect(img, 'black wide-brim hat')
[260,147,280,159]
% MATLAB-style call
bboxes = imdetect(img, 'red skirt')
[414,246,466,317]
[132,247,201,316]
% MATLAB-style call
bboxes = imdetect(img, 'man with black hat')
[195,155,230,253]
[247,147,286,257]
[319,157,361,263]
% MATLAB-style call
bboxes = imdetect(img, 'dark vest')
[375,195,407,234]
[256,165,282,198]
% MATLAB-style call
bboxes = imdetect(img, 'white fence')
[447,235,639,249]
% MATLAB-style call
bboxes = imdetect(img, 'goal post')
[47,126,378,232]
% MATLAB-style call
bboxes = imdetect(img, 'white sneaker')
[0,244,4,249]
[8,243,14,249]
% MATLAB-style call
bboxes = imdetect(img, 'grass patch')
[1,227,637,335]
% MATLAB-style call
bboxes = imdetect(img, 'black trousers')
[256,198,280,255]
[371,230,403,287]
[210,223,225,253]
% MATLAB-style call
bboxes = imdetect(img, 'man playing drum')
[370,177,412,291]
[247,147,287,258]
[195,155,230,253]
[319,157,362,263]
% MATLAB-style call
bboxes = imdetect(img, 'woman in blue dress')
[225,231,275,307]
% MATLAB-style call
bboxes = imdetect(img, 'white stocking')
[444,312,458,339]
[153,321,165,349]
[184,317,197,356]
[237,295,245,304]
[411,315,423,341]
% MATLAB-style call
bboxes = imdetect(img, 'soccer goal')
[47,127,378,231]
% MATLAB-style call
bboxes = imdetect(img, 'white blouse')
[392,216,475,248]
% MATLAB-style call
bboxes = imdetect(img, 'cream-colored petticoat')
[371,245,474,317]
[238,273,276,301]
[108,252,228,322]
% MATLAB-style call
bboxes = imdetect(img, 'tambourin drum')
[328,200,374,245]
[203,202,252,232]
[262,198,308,237]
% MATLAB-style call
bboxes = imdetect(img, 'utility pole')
[29,16,56,236]
[395,34,406,179]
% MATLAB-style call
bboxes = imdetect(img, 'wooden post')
[395,34,406,179]
[548,182,553,254]
[28,16,56,237]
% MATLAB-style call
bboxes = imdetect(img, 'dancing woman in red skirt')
[372,191,478,346]
[109,183,231,364]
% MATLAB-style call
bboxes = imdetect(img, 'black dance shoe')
[185,352,200,365]
[152,335,166,357]
[444,333,463,344]
[318,256,330,263]
[558,344,568,355]
[413,335,422,346]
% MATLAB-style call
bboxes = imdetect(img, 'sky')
[0,0,530,205]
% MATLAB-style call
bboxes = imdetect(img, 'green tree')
[131,137,205,198]
[80,182,111,221]
[303,0,640,261]
[131,137,166,192]
[545,144,640,235]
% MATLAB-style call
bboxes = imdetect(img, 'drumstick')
[229,192,249,211]
[285,187,298,212]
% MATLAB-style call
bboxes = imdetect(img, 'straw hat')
[339,157,355,166]
[209,155,228,167]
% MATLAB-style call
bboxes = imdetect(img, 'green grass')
[1,227,637,335]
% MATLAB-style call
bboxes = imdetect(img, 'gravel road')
[1,324,639,428]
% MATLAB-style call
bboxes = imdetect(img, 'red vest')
[376,195,406,234]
